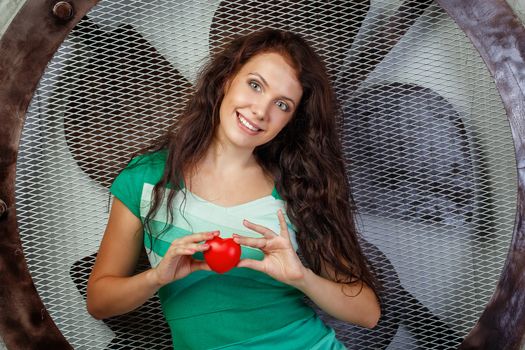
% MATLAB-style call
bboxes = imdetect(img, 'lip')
[236,112,263,134]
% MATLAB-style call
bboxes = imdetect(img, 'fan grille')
[15,1,516,349]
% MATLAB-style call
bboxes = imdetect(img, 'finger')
[277,209,290,240]
[170,246,197,256]
[242,219,276,238]
[180,230,219,244]
[169,242,210,257]
[186,242,211,251]
[232,234,267,249]
[196,242,211,251]
[191,259,212,273]
[237,258,264,272]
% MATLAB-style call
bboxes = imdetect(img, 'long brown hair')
[143,29,380,296]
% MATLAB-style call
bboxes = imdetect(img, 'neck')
[199,137,258,175]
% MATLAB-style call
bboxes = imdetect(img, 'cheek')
[221,87,248,113]
[276,113,293,130]
[219,95,234,120]
[267,114,292,138]
[235,88,253,105]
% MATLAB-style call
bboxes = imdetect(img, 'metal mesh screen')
[14,0,517,349]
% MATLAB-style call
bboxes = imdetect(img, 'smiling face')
[216,52,303,150]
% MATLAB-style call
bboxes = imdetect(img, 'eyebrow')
[249,72,297,108]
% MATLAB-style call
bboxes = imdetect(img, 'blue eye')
[275,100,289,111]
[249,80,261,92]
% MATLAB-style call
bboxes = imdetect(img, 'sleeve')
[110,156,146,219]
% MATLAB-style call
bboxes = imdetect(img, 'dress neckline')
[181,182,281,210]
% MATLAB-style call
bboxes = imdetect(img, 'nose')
[251,98,271,121]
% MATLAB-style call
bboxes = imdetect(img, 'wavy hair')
[143,29,380,296]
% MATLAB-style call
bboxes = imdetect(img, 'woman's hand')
[233,210,307,286]
[153,231,219,286]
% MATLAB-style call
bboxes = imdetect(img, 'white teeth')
[238,114,259,132]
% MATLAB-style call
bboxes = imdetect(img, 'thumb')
[191,259,211,272]
[237,259,263,272]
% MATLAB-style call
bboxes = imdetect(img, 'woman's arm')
[87,198,161,319]
[233,209,381,329]
[291,264,380,328]
[87,198,216,319]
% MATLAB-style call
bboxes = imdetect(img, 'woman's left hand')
[233,209,307,286]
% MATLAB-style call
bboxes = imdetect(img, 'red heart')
[204,236,241,274]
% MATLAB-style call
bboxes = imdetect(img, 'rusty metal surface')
[0,0,98,348]
[437,0,525,349]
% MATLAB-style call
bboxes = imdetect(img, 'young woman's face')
[216,52,303,150]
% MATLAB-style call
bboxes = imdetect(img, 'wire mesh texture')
[13,0,517,349]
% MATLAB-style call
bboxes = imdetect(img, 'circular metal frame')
[0,0,524,348]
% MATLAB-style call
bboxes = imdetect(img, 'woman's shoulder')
[117,149,168,184]
[127,149,168,168]
[110,149,168,218]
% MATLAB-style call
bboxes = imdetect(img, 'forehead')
[236,52,303,99]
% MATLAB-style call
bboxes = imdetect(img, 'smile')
[237,112,262,132]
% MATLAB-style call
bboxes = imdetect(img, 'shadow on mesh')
[70,252,173,349]
[315,240,464,349]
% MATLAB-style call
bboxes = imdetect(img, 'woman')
[87,28,381,349]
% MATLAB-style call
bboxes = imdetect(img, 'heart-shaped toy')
[204,236,241,273]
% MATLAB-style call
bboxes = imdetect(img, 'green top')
[110,150,346,349]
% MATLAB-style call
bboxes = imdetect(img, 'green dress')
[110,150,347,350]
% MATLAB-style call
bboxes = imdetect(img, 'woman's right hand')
[88,199,220,319]
[153,231,220,286]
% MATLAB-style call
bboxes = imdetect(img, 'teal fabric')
[110,150,167,218]
[110,150,347,349]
